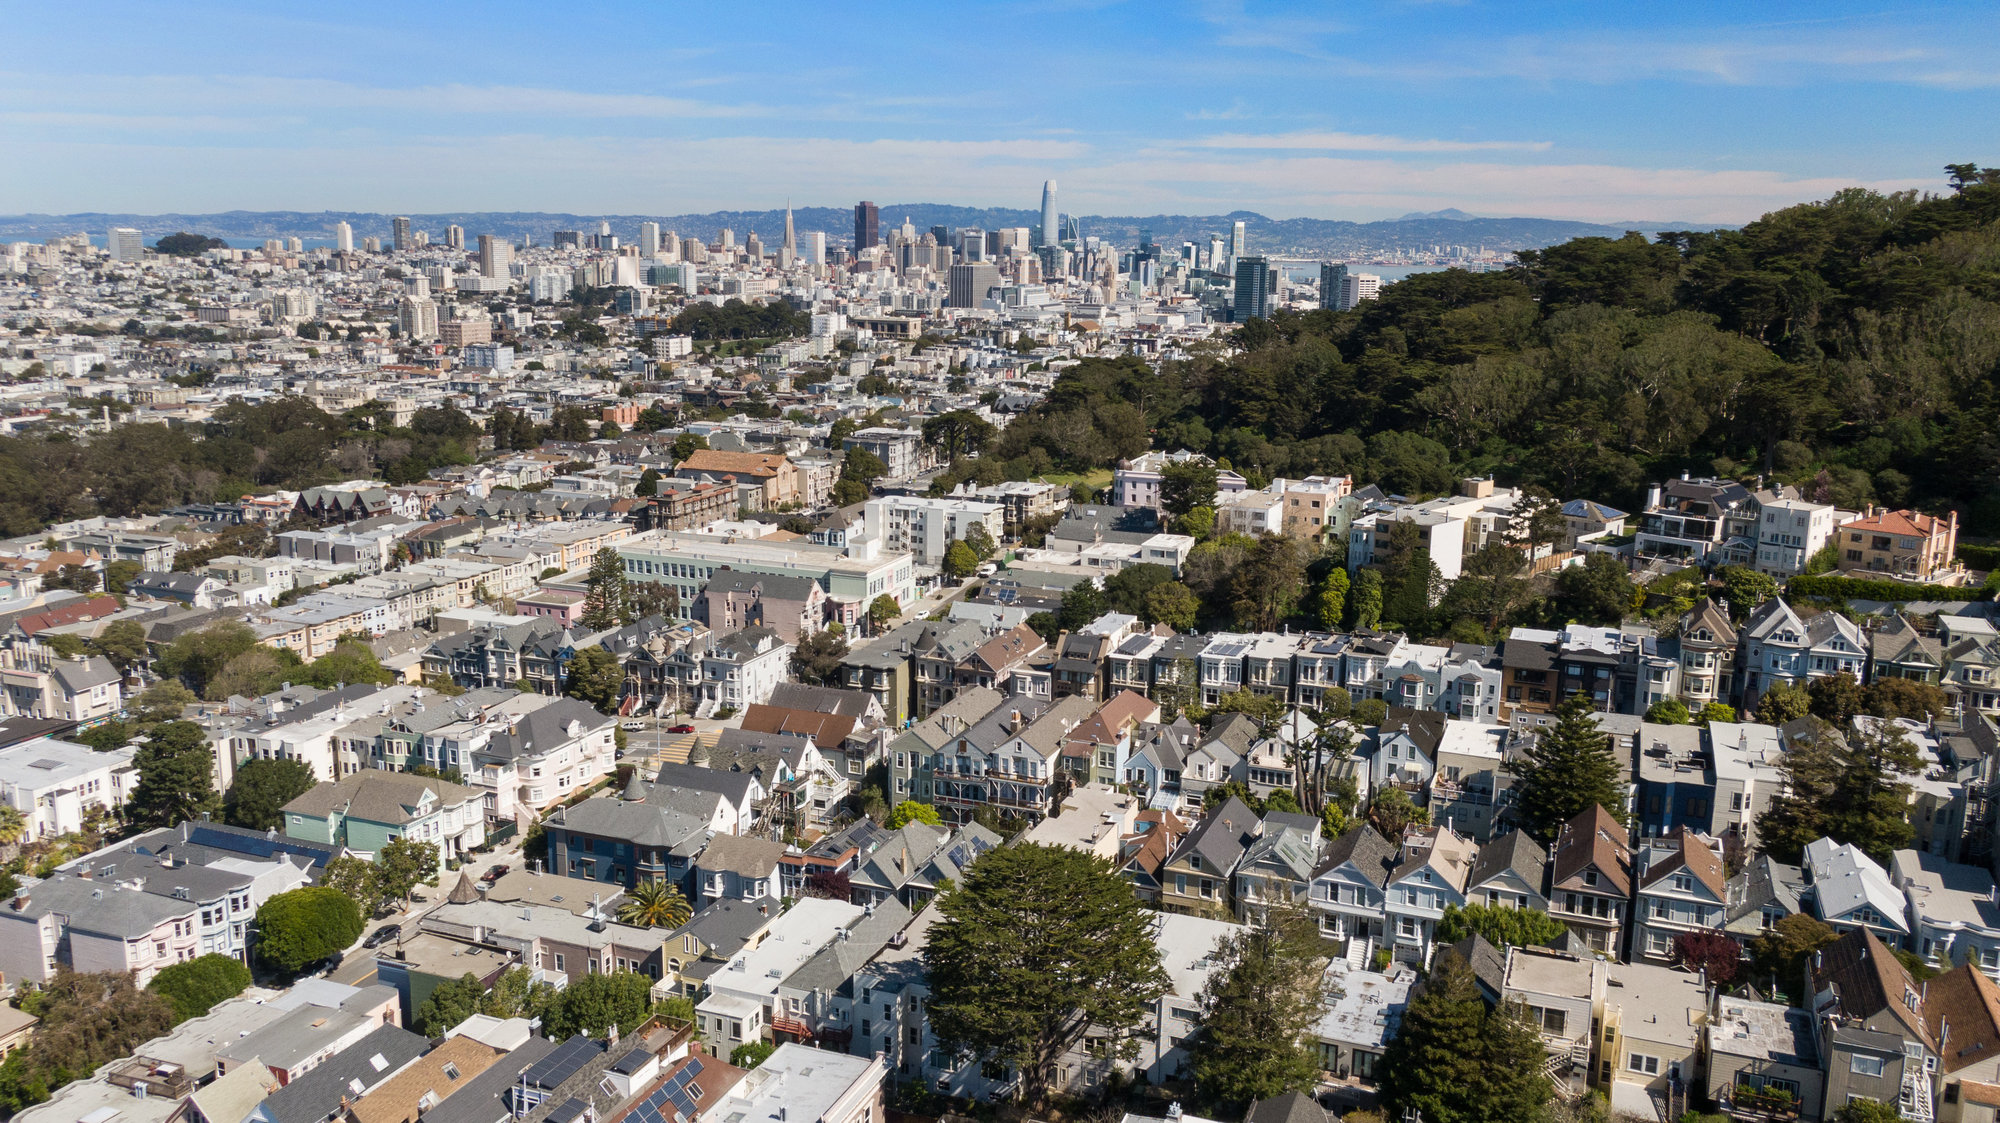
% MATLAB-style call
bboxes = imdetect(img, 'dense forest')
[970,165,2000,534]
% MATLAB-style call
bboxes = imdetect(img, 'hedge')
[1959,543,2000,571]
[1783,574,1989,603]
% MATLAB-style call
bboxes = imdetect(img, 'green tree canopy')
[789,628,848,685]
[564,646,625,713]
[1507,692,1625,843]
[129,720,221,828]
[147,954,252,1022]
[539,970,655,1039]
[923,842,1169,1108]
[255,886,363,976]
[1433,902,1571,950]
[1376,949,1553,1123]
[376,837,440,907]
[886,801,942,828]
[223,757,316,831]
[412,973,486,1037]
[1757,718,1923,864]
[615,881,693,929]
[1187,907,1329,1114]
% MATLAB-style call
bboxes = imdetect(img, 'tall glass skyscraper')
[1039,180,1059,248]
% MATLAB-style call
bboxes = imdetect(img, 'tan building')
[1837,507,1962,582]
[675,450,802,509]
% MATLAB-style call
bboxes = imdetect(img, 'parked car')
[363,923,401,949]
[483,863,511,882]
[668,723,696,734]
[621,720,646,731]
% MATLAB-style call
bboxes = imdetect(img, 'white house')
[0,737,134,839]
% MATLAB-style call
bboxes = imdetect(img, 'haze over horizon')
[4,0,1991,225]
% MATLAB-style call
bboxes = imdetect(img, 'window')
[1851,1055,1885,1077]
[1629,1054,1660,1076]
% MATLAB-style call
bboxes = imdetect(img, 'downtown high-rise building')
[639,222,661,257]
[1339,271,1383,310]
[333,221,353,252]
[1039,180,1059,247]
[106,227,143,263]
[783,203,796,256]
[1319,263,1347,311]
[477,234,512,279]
[445,224,464,250]
[398,294,438,341]
[854,201,879,250]
[392,216,412,252]
[1232,255,1276,322]
[1230,220,1247,263]
[805,231,827,267]
[948,263,1000,308]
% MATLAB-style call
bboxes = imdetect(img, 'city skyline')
[4,1,1992,223]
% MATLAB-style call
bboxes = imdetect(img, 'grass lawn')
[1034,468,1113,490]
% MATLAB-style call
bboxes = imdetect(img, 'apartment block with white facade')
[860,496,1004,567]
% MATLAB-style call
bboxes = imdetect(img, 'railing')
[1901,1068,1933,1123]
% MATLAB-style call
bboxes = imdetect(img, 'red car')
[668,723,696,734]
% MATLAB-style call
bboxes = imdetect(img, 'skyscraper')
[333,221,353,252]
[854,201,879,251]
[639,222,661,257]
[445,224,464,250]
[1319,263,1347,311]
[782,202,796,255]
[106,227,143,263]
[1230,220,1247,262]
[806,231,826,267]
[392,216,412,252]
[1339,272,1383,311]
[1039,180,1059,248]
[478,234,511,279]
[1232,255,1276,322]
[948,263,1000,308]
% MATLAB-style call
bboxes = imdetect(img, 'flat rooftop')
[1710,998,1817,1065]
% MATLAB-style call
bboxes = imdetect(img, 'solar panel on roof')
[522,1034,601,1089]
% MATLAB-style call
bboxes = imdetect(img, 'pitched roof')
[1843,507,1954,539]
[255,1023,429,1123]
[1315,824,1398,888]
[282,771,482,826]
[698,834,786,879]
[1641,828,1727,900]
[1813,927,1932,1047]
[349,1035,504,1123]
[1924,963,2000,1075]
[1244,1090,1336,1123]
[1551,805,1631,897]
[1469,830,1549,896]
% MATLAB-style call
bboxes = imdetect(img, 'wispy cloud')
[1187,131,1553,153]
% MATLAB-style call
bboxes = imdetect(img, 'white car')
[621,720,647,732]
[976,562,998,578]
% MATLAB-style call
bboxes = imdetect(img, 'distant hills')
[0,206,1730,257]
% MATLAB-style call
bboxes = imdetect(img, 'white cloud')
[1187,131,1552,153]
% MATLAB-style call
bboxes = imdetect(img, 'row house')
[1382,825,1477,967]
[1740,597,1868,710]
[1058,690,1158,787]
[1631,828,1729,962]
[1550,805,1634,957]
[1233,814,1325,926]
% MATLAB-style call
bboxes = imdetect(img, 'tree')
[7,971,177,1109]
[1698,702,1739,725]
[1352,697,1388,727]
[323,855,384,918]
[86,619,148,674]
[1160,461,1219,518]
[1434,902,1570,950]
[941,540,978,580]
[924,843,1168,1109]
[539,970,655,1039]
[1308,567,1350,631]
[1347,567,1383,630]
[921,410,996,461]
[629,579,679,621]
[1832,1101,1903,1123]
[131,680,196,726]
[730,1041,776,1069]
[157,621,261,697]
[1554,553,1635,624]
[1717,567,1778,622]
[1024,611,1061,645]
[104,559,142,594]
[635,468,661,497]
[866,594,900,633]
[1102,563,1174,617]
[615,881,693,928]
[579,548,630,631]
[1644,698,1690,724]
[223,757,316,831]
[1231,535,1311,632]
[790,628,848,685]
[1508,692,1625,843]
[671,432,709,463]
[886,801,942,828]
[295,641,395,690]
[805,870,853,900]
[129,720,221,828]
[1807,671,1867,724]
[148,954,252,1022]
[207,647,295,701]
[1671,930,1743,986]
[1366,787,1428,842]
[1057,582,1107,632]
[1144,581,1201,631]
[564,646,625,713]
[376,837,440,907]
[1757,718,1922,864]
[77,720,132,752]
[1187,906,1328,1113]
[255,886,363,975]
[1756,681,1811,724]
[1864,677,1952,720]
[1379,949,1553,1123]
[413,973,487,1036]
[1748,912,1837,994]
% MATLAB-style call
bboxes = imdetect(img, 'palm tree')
[616,880,692,929]
[0,805,25,862]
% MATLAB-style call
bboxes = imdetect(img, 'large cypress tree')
[923,843,1168,1109]
[578,547,630,631]
[1507,690,1625,842]
[1377,950,1487,1123]
[1188,906,1329,1113]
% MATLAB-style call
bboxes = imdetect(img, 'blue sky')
[2,1,1995,223]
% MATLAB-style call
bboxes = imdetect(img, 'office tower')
[1232,255,1276,321]
[478,234,512,279]
[899,216,917,245]
[682,238,708,263]
[783,203,796,255]
[398,295,438,341]
[1319,263,1348,311]
[333,221,353,252]
[445,224,464,250]
[106,227,143,262]
[854,201,879,250]
[958,228,985,261]
[719,228,735,250]
[948,263,1000,308]
[1339,272,1383,310]
[553,230,581,249]
[745,233,763,260]
[1040,180,1059,247]
[638,222,660,258]
[599,221,612,238]
[659,229,680,261]
[362,236,381,253]
[392,216,412,251]
[412,230,429,247]
[806,231,826,267]
[1230,220,1247,260]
